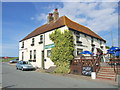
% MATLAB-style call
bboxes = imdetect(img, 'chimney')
[53,8,59,21]
[47,13,54,23]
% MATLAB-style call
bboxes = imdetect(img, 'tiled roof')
[20,16,105,42]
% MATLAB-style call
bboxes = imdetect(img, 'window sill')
[38,41,43,44]
[31,44,34,46]
[29,60,36,62]
[21,46,24,48]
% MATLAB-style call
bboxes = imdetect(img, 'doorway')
[41,50,44,69]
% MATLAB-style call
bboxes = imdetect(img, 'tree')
[106,46,110,49]
[49,29,74,73]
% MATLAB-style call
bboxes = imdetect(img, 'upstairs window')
[34,50,36,60]
[30,50,32,60]
[76,36,80,42]
[31,38,34,46]
[39,35,43,44]
[91,38,94,44]
[21,42,24,48]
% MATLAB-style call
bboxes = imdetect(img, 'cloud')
[31,2,118,46]
[58,2,118,33]
[32,2,118,33]
[31,13,47,24]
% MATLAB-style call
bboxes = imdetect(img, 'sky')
[1,1,119,57]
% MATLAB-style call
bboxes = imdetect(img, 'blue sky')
[2,2,118,57]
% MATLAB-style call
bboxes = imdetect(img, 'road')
[2,62,118,88]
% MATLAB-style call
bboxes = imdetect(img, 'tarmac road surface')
[2,62,118,88]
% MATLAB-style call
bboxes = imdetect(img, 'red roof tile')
[20,16,105,42]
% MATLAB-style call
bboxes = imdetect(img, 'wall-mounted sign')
[82,66,93,76]
[44,43,54,49]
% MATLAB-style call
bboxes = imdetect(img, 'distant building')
[19,9,106,69]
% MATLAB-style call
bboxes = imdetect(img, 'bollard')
[91,72,96,79]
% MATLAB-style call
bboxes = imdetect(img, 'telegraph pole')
[111,29,114,47]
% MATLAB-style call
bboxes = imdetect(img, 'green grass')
[0,57,18,62]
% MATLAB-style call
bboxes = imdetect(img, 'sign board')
[82,66,93,76]
[44,43,54,49]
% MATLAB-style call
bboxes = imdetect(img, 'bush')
[49,29,74,74]
[54,61,70,74]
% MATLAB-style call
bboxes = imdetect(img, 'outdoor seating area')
[70,47,120,78]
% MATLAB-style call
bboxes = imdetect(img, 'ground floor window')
[34,50,36,60]
[77,48,83,55]
[22,52,24,60]
[30,50,32,60]
[47,50,51,57]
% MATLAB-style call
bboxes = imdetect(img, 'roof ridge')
[63,16,104,40]
[63,16,67,26]
[20,15,105,42]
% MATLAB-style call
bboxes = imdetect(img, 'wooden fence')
[70,56,100,75]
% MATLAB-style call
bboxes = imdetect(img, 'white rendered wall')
[19,25,106,69]
[44,26,69,69]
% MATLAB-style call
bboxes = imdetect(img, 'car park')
[9,58,19,63]
[16,61,35,71]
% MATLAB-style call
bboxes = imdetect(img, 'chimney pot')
[54,8,58,11]
[47,13,53,23]
[53,8,59,21]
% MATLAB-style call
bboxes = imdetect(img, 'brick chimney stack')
[53,8,59,21]
[47,13,54,23]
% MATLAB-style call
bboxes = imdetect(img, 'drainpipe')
[42,33,45,69]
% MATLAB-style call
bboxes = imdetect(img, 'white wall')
[44,26,69,69]
[19,26,69,69]
[19,34,44,68]
[19,25,106,69]
[73,32,106,56]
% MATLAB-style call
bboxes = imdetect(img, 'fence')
[70,56,100,75]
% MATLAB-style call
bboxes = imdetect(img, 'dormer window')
[21,42,24,48]
[31,38,34,46]
[39,35,43,44]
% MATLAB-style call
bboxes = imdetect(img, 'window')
[40,35,43,42]
[100,46,103,49]
[31,38,34,46]
[34,50,36,60]
[91,47,94,53]
[39,35,43,44]
[30,50,32,60]
[76,41,82,46]
[76,36,80,41]
[21,42,24,48]
[77,48,83,55]
[47,50,51,57]
[100,40,102,45]
[91,38,94,44]
[22,52,24,60]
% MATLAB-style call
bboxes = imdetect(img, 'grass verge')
[0,57,18,62]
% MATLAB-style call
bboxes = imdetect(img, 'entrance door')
[41,50,44,69]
